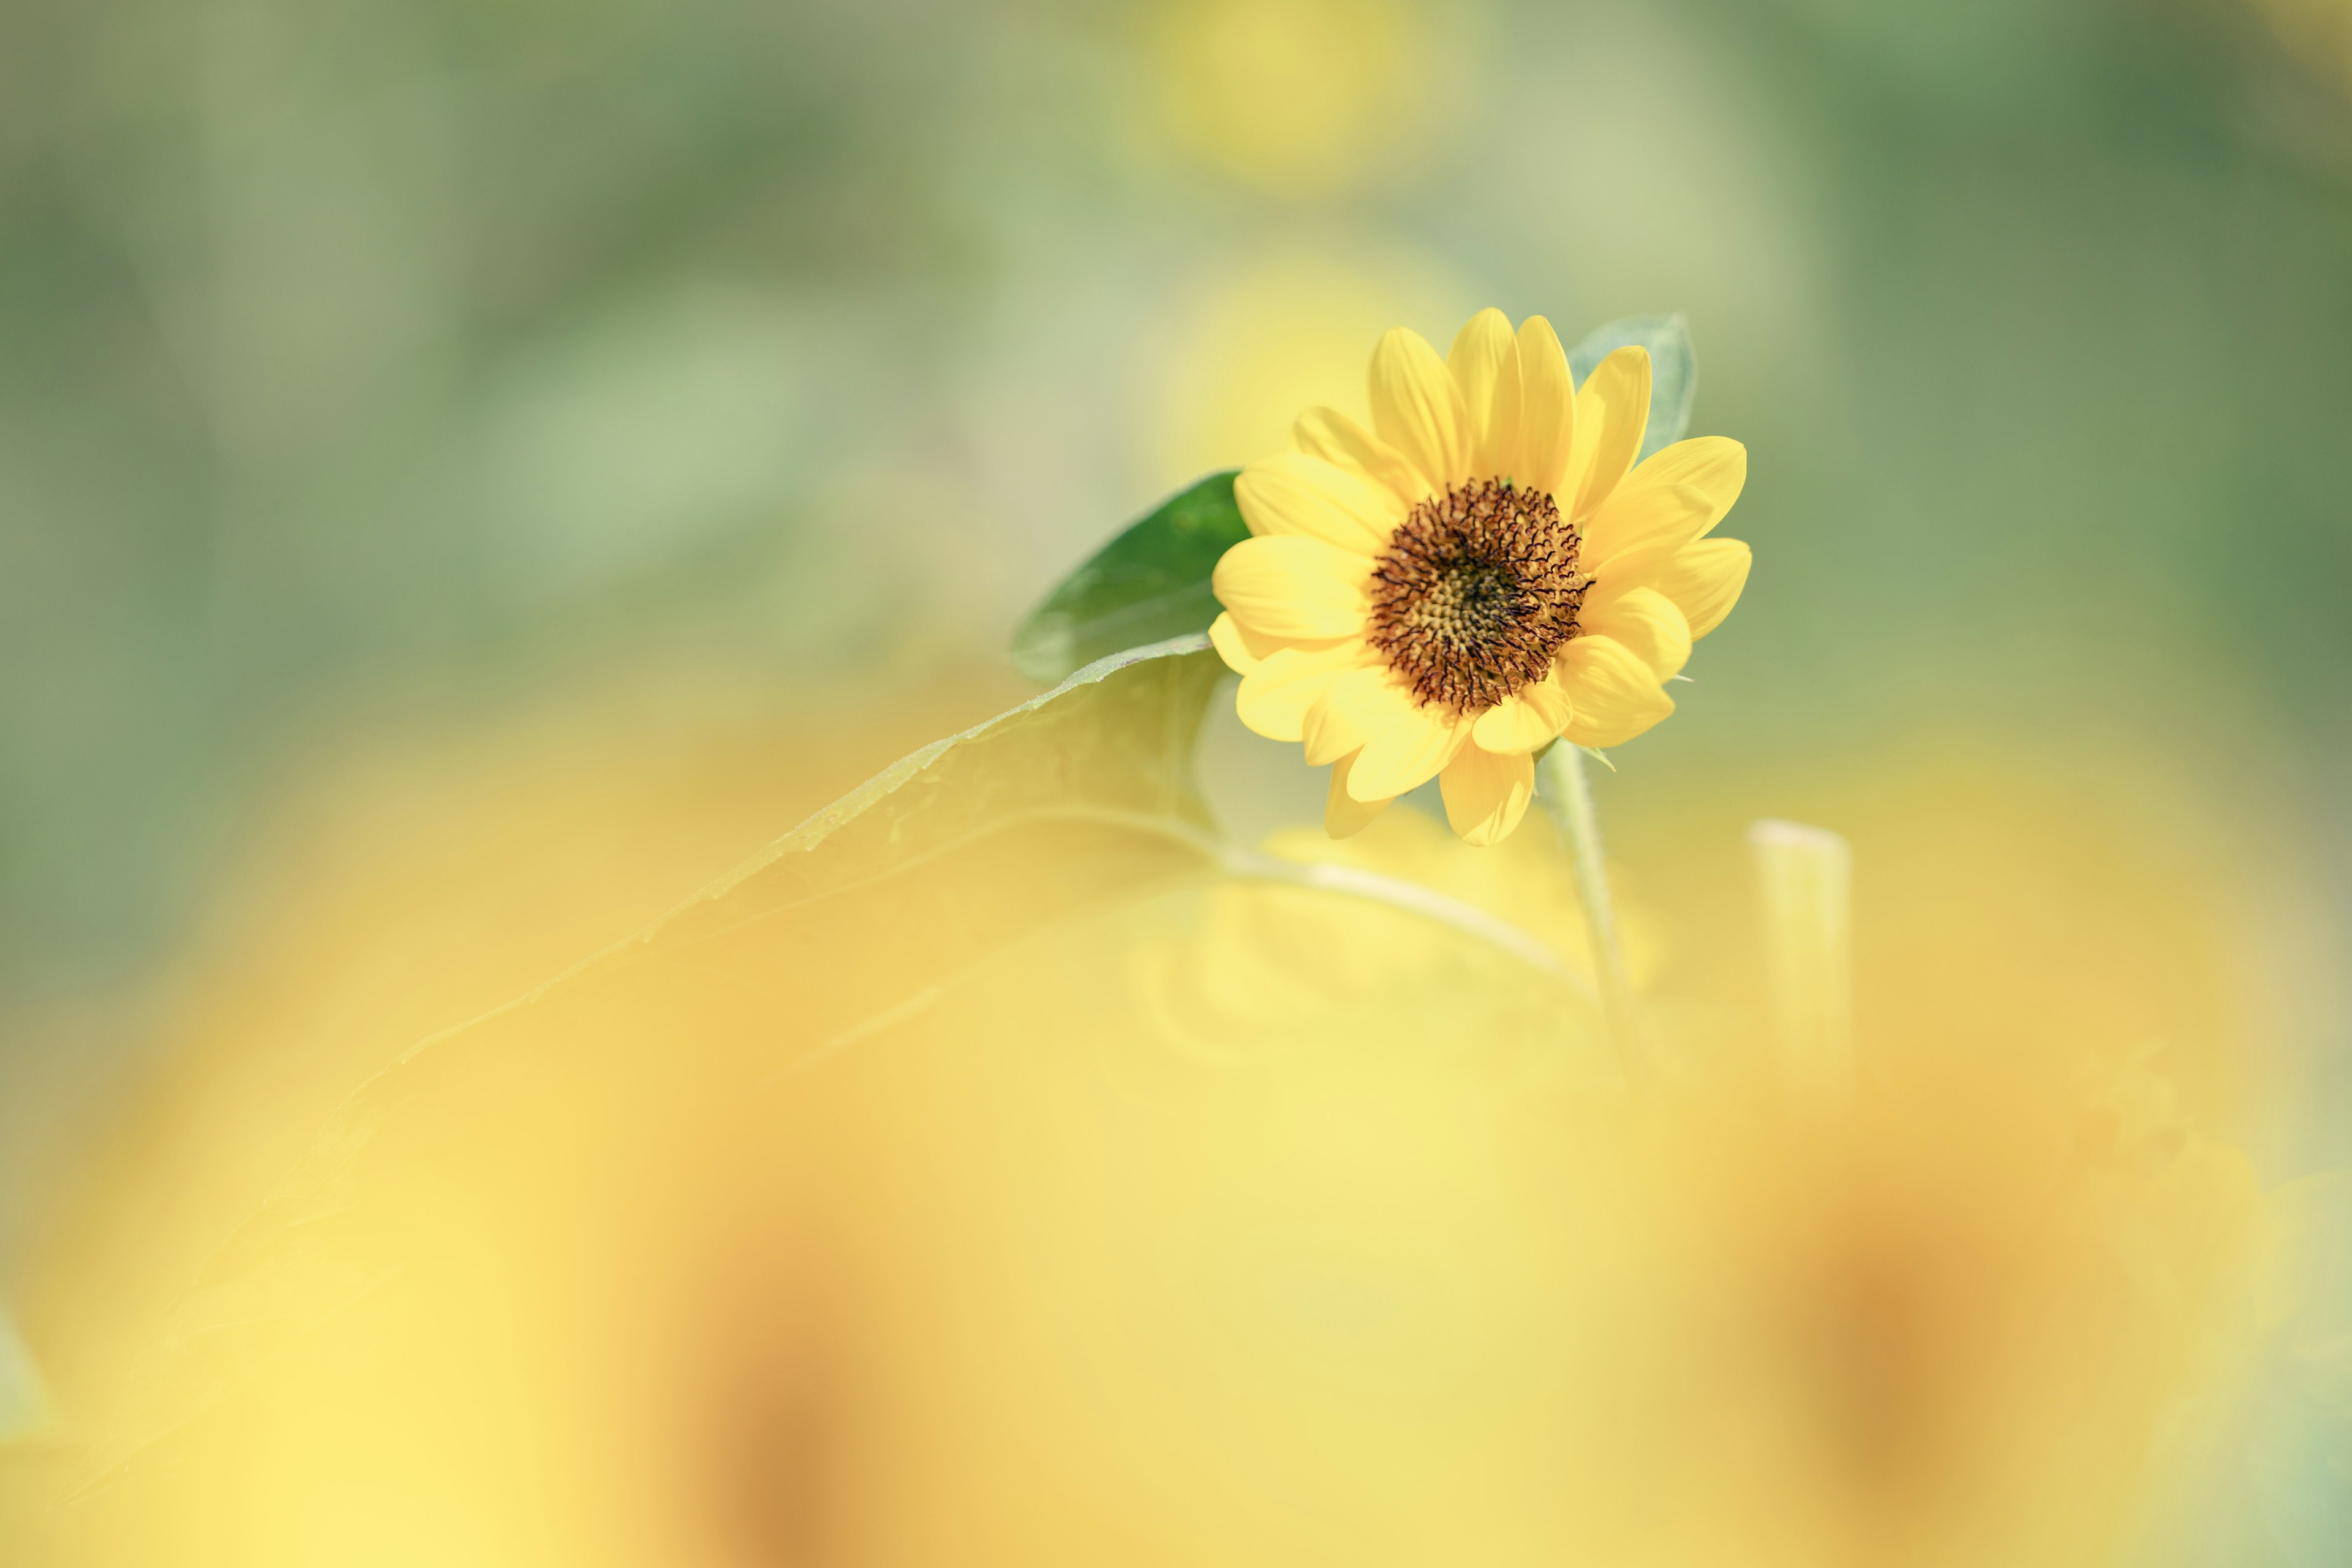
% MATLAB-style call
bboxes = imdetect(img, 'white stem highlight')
[1748,818,1855,1115]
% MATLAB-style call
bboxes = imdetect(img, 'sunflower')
[1208,309,1751,845]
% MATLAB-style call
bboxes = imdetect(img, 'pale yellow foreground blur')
[19,695,2268,1568]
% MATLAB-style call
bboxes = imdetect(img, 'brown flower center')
[1365,479,1587,714]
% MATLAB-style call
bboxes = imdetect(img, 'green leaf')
[92,635,1231,1493]
[1009,471,1248,684]
[1569,315,1696,462]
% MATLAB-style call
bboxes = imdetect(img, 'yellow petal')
[1347,705,1469,800]
[1515,315,1574,499]
[1564,345,1650,522]
[1369,326,1470,496]
[1625,434,1748,516]
[1581,584,1692,681]
[1303,663,1420,766]
[1650,537,1752,639]
[1234,639,1373,743]
[1583,437,1746,562]
[1440,744,1536,847]
[1324,751,1394,839]
[1574,531,1679,605]
[1447,308,1522,481]
[1556,633,1675,748]
[1208,611,1262,674]
[1469,671,1575,753]
[1294,406,1431,507]
[1212,535,1368,642]
[1235,453,1400,554]
[1583,484,1718,571]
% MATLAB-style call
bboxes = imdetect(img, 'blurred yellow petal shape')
[1235,639,1374,742]
[1212,535,1366,641]
[1557,634,1675,747]
[1564,345,1651,522]
[1209,610,1267,673]
[1440,744,1534,847]
[1294,404,1433,505]
[1584,436,1747,563]
[1469,673,1575,753]
[1582,585,1693,682]
[1235,452,1398,553]
[1322,750,1392,837]
[1302,663,1417,765]
[1346,706,1468,799]
[1369,326,1470,494]
[1651,537,1753,639]
[1446,307,1522,481]
[1514,315,1575,499]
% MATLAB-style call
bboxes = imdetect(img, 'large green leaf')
[1569,315,1696,462]
[1009,471,1247,684]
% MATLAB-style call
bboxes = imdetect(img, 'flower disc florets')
[1365,479,1588,714]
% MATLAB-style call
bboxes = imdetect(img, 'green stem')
[1536,744,1642,1085]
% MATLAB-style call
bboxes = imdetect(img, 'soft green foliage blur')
[6,0,2352,1278]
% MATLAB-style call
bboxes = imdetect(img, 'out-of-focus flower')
[1209,309,1751,845]
[2241,0,2352,94]
[1123,805,2278,1566]
[1144,0,1437,194]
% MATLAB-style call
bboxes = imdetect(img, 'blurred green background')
[4,0,2351,1313]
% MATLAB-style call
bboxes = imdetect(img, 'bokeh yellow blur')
[6,0,2351,1561]
[1145,0,1454,195]
[10,728,2288,1564]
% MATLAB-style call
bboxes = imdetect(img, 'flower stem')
[1536,744,1642,1085]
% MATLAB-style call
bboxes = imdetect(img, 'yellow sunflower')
[1208,309,1751,846]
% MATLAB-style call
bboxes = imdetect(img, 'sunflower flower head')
[1210,309,1752,845]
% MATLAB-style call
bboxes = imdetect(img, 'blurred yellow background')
[4,0,2351,1561]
